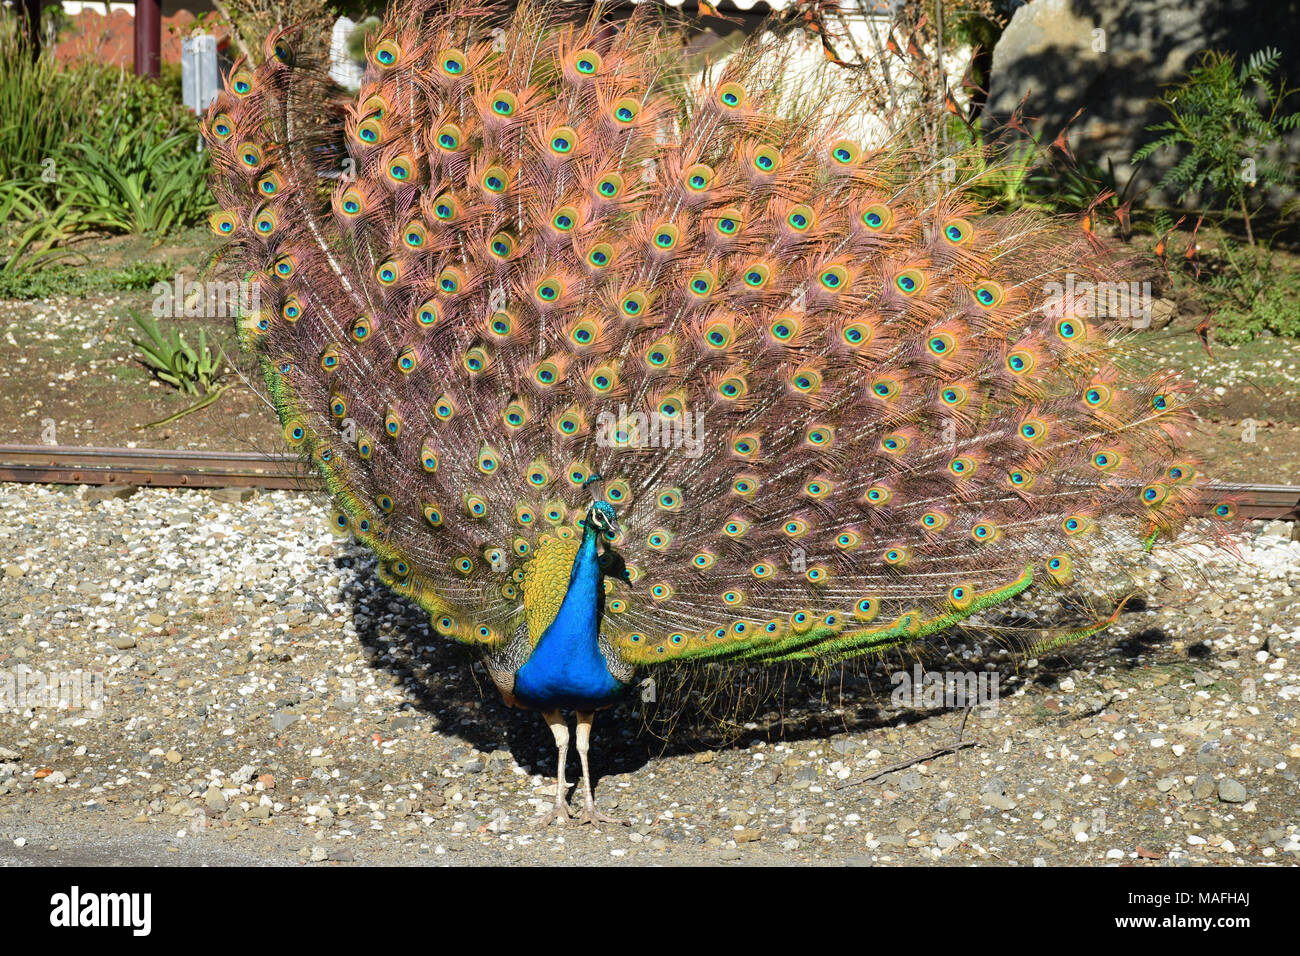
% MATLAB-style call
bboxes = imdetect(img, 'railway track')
[0,445,312,490]
[0,444,1297,519]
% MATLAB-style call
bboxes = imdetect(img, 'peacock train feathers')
[205,0,1236,704]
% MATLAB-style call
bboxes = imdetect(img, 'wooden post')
[134,0,162,78]
[21,0,41,61]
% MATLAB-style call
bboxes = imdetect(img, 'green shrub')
[1133,48,1299,246]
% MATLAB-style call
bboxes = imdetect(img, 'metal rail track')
[0,444,1296,519]
[0,445,313,490]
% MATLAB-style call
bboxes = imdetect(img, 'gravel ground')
[0,483,1297,866]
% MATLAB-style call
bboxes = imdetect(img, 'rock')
[83,484,140,502]
[1156,776,1178,793]
[164,750,182,764]
[898,771,923,792]
[310,845,328,862]
[147,612,166,628]
[270,711,298,733]
[693,751,715,764]
[1150,297,1177,329]
[987,0,1287,209]
[719,848,742,861]
[0,746,20,761]
[733,829,761,844]
[981,793,1017,811]
[1217,779,1248,803]
[327,848,354,862]
[211,487,256,504]
[3,564,23,579]
[110,635,137,650]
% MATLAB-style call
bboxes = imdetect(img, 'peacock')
[204,0,1235,826]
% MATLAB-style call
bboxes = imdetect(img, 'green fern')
[1133,47,1299,246]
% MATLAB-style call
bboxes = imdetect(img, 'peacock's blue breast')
[513,632,627,711]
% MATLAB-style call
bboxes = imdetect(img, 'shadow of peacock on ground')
[333,542,1175,794]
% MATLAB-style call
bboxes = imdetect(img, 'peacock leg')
[532,709,572,827]
[573,711,628,826]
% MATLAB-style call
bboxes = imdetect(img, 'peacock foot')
[574,804,628,827]
[531,801,573,828]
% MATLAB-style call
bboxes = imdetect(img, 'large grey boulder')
[987,0,1300,206]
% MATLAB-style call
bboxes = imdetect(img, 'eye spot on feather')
[548,125,578,155]
[742,263,770,289]
[804,425,833,447]
[595,173,623,199]
[1006,350,1035,375]
[894,269,926,295]
[482,166,509,194]
[652,223,680,250]
[612,97,641,125]
[942,218,972,245]
[1084,385,1112,408]
[237,142,263,168]
[752,146,782,174]
[1062,515,1092,535]
[1092,450,1122,472]
[1007,469,1035,489]
[1019,418,1048,443]
[718,82,746,109]
[1056,318,1084,341]
[880,432,909,454]
[489,89,517,116]
[830,139,860,165]
[972,279,1004,308]
[940,384,968,407]
[571,49,602,75]
[209,211,237,235]
[438,48,467,76]
[927,332,957,356]
[396,347,419,373]
[861,204,893,231]
[948,456,976,477]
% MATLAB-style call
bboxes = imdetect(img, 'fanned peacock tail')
[204,0,1237,680]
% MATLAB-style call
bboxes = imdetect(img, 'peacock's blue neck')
[545,522,603,650]
[512,521,626,710]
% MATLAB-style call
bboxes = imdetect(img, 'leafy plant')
[1203,240,1300,342]
[1,15,214,247]
[54,125,212,236]
[129,311,226,396]
[1133,47,1299,246]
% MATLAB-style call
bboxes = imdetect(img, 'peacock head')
[585,500,620,539]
